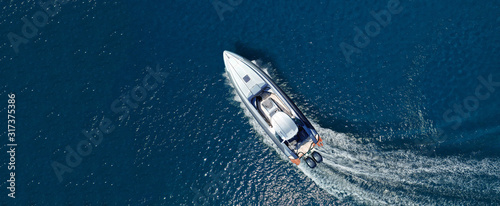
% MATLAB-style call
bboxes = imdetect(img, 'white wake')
[223,62,500,205]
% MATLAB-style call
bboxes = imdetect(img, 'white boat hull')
[223,51,324,167]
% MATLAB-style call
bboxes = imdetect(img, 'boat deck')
[296,140,314,158]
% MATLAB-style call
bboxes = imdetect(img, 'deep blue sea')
[1,0,499,205]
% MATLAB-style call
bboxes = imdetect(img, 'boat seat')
[262,98,279,117]
[254,96,272,126]
[261,92,294,118]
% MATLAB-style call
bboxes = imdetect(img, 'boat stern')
[314,134,324,147]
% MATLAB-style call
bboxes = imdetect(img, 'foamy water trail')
[223,62,500,205]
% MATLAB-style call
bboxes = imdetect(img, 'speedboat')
[223,51,324,168]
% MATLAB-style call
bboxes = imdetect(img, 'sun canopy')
[271,112,298,141]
